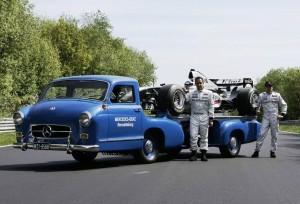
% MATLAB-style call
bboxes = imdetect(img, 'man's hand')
[209,120,213,127]
[256,109,260,116]
[278,113,286,121]
[277,115,283,120]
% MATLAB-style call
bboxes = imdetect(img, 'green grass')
[279,125,300,134]
[0,132,15,146]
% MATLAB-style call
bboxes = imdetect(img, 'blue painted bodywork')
[208,117,261,147]
[14,75,260,154]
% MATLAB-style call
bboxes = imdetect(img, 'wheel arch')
[230,129,245,144]
[144,128,165,152]
[220,123,246,145]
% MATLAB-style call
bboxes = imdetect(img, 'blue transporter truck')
[13,73,261,163]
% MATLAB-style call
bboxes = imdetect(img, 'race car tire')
[72,151,98,163]
[235,88,259,116]
[219,134,241,158]
[157,84,186,116]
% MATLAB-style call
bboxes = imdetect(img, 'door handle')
[134,108,141,112]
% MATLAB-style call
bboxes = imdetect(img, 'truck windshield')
[39,80,109,101]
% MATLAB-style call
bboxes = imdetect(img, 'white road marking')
[132,171,149,175]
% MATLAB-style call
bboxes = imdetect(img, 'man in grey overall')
[186,77,214,161]
[252,81,287,158]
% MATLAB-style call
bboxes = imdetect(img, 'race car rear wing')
[209,78,253,88]
[188,69,253,88]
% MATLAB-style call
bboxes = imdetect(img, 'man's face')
[265,85,273,93]
[195,78,204,90]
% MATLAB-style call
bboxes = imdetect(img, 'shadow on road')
[0,152,248,172]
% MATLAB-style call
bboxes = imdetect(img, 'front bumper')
[13,142,99,152]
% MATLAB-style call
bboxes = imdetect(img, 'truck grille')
[31,125,71,138]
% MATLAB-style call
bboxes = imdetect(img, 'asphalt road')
[1,132,299,204]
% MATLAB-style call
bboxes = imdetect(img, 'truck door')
[107,84,143,142]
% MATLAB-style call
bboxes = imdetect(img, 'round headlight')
[13,111,24,125]
[79,111,92,127]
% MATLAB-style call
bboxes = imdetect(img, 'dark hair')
[195,76,203,82]
[265,81,272,87]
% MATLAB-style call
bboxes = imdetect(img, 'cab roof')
[52,75,138,84]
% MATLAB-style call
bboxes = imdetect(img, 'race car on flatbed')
[13,72,261,163]
[140,69,259,116]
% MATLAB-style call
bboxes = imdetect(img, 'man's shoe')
[200,150,208,162]
[189,151,197,161]
[270,151,276,158]
[251,151,259,158]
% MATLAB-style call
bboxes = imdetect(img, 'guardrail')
[0,118,15,133]
[0,118,298,133]
[280,120,300,126]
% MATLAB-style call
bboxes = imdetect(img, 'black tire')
[235,88,259,116]
[72,151,98,163]
[134,135,159,163]
[219,135,241,158]
[157,84,185,116]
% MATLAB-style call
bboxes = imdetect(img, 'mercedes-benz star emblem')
[42,125,52,137]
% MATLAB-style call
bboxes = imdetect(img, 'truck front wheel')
[219,135,241,158]
[134,135,158,163]
[72,151,98,163]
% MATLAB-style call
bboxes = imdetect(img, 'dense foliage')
[0,0,156,116]
[256,67,300,120]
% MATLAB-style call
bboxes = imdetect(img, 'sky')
[29,0,300,86]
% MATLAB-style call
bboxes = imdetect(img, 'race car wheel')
[219,134,241,158]
[72,151,98,163]
[236,88,259,116]
[134,135,158,163]
[158,84,185,116]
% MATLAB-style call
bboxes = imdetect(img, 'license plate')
[33,143,50,150]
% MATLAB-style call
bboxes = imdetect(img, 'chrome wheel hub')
[145,140,153,154]
[230,137,237,149]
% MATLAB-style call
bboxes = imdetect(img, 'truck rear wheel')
[158,84,185,116]
[235,88,259,116]
[134,135,158,163]
[219,135,241,158]
[72,151,98,163]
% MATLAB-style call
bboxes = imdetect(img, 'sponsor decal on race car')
[216,79,243,84]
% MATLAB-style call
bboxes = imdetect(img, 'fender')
[142,116,185,148]
[217,117,260,145]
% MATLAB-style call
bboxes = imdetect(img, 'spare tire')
[235,88,259,116]
[158,84,185,116]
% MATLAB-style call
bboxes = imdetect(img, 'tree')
[0,4,156,115]
[0,0,38,113]
[0,0,62,114]
[81,11,156,86]
[41,17,92,76]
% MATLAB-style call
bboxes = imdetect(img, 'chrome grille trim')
[31,124,72,138]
